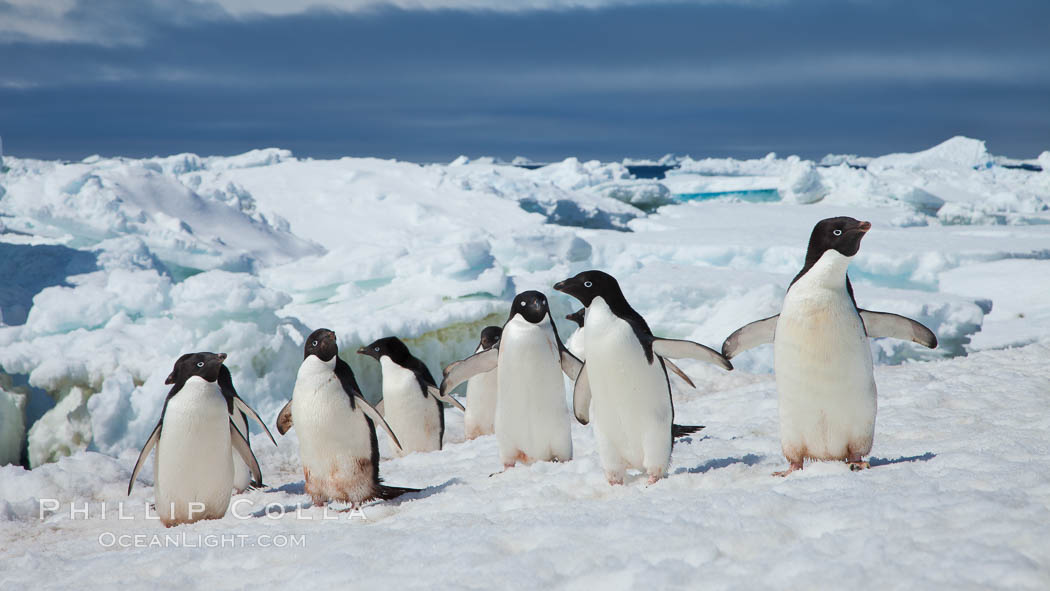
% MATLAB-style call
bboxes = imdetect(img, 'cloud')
[0,0,220,45]
[0,0,774,44]
[193,0,773,17]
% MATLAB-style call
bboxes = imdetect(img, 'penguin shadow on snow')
[255,478,462,515]
[674,453,765,475]
[868,452,936,467]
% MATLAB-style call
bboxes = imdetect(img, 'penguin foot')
[646,474,662,486]
[847,460,870,471]
[489,463,516,477]
[773,461,803,477]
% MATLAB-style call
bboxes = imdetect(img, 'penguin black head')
[509,290,551,324]
[358,336,412,365]
[565,308,586,328]
[479,326,502,350]
[165,352,227,385]
[553,270,623,308]
[805,217,871,264]
[304,328,338,362]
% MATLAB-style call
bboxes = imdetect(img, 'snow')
[1,136,1049,587]
[2,344,1049,588]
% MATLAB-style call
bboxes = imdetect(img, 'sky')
[0,0,1048,163]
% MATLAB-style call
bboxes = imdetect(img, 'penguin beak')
[216,352,227,363]
[356,346,375,359]
[553,278,583,302]
[858,221,871,232]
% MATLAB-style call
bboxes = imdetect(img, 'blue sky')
[1,0,1047,162]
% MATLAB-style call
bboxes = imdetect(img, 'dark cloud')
[1,0,1047,161]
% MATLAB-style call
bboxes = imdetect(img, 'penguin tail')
[375,484,421,501]
[248,479,266,490]
[672,423,705,439]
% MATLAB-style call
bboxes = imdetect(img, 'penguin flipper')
[559,347,583,380]
[663,358,696,388]
[376,399,385,415]
[276,399,293,435]
[428,385,466,411]
[357,395,405,452]
[672,423,705,439]
[230,420,263,486]
[127,421,162,495]
[375,484,421,501]
[440,347,499,394]
[652,338,733,371]
[233,396,278,446]
[721,314,779,360]
[572,362,592,425]
[859,310,938,349]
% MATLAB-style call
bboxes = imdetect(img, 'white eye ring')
[583,281,592,288]
[833,229,842,236]
[196,361,204,368]
[520,301,525,306]
[312,340,318,346]
[374,347,380,352]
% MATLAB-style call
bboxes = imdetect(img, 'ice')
[0,386,26,465]
[0,135,1048,480]
[26,386,91,468]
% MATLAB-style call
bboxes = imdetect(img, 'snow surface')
[1,136,1049,587]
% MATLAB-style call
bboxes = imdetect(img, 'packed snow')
[1,136,1049,588]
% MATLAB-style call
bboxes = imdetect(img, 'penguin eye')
[374,347,380,352]
[833,229,843,236]
[311,340,318,346]
[196,361,204,368]
[583,281,592,288]
[520,301,525,307]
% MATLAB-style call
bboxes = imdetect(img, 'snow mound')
[868,136,993,172]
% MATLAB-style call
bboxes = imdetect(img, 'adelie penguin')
[462,326,501,440]
[554,271,733,485]
[128,352,273,527]
[358,336,464,455]
[565,306,706,442]
[721,217,937,476]
[441,290,582,469]
[276,329,417,508]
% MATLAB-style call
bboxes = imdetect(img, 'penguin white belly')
[153,377,233,526]
[291,357,375,505]
[584,298,672,477]
[775,279,877,462]
[565,327,585,360]
[230,410,251,493]
[464,346,498,439]
[495,316,572,464]
[380,357,441,455]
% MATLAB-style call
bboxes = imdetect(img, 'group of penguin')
[128,216,938,527]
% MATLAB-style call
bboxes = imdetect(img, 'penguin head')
[479,326,502,351]
[565,308,586,328]
[509,290,550,324]
[805,217,871,263]
[553,270,622,308]
[165,352,227,385]
[358,336,411,365]
[304,328,338,362]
